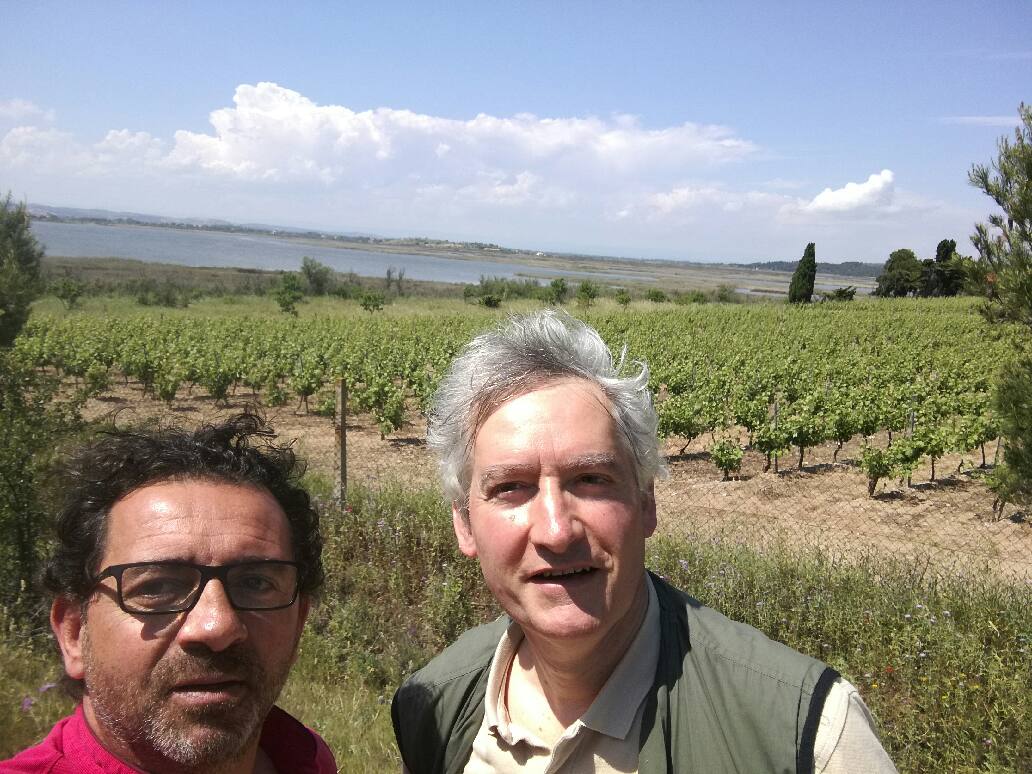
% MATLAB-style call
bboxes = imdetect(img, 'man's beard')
[82,632,293,771]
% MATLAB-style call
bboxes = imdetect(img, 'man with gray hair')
[392,310,895,774]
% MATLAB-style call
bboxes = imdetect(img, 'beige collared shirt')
[457,576,897,774]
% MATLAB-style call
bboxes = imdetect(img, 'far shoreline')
[33,219,876,296]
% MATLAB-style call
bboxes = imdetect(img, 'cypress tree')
[788,242,816,303]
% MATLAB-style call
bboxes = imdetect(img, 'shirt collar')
[64,703,332,773]
[483,574,660,745]
[580,574,660,740]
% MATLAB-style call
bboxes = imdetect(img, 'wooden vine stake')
[335,379,348,503]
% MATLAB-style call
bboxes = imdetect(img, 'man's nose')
[176,578,248,651]
[528,479,581,553]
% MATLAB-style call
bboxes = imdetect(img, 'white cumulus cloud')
[627,183,791,222]
[1,82,760,222]
[162,82,756,189]
[801,169,895,213]
[0,98,55,123]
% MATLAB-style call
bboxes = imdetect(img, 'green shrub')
[51,278,84,310]
[709,436,743,480]
[359,291,386,314]
[547,277,568,305]
[676,289,709,305]
[272,273,305,316]
[646,288,668,303]
[576,280,599,308]
[714,284,738,303]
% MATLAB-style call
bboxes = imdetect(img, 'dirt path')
[82,382,1032,583]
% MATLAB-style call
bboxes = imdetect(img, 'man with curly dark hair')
[2,413,336,774]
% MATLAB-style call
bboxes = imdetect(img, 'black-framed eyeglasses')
[94,560,303,615]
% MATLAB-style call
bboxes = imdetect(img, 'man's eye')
[489,482,525,497]
[129,578,192,599]
[234,574,277,592]
[578,473,610,485]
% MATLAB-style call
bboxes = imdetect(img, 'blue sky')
[2,1,1029,262]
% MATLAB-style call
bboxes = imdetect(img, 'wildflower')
[20,696,34,712]
[38,682,56,693]
[884,666,894,674]
[904,613,911,620]
[942,610,950,617]
[678,559,689,571]
[871,682,879,688]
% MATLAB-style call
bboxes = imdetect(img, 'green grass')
[0,635,72,758]
[2,483,1029,772]
[648,538,1032,773]
[275,638,399,773]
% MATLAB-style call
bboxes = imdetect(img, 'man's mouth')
[170,677,248,703]
[531,566,597,581]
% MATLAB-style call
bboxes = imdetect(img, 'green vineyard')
[15,297,1011,491]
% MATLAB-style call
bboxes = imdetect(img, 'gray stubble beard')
[82,628,293,772]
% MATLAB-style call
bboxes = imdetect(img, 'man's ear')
[641,482,658,539]
[452,501,478,558]
[51,596,85,681]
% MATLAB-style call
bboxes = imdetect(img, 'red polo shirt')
[1,704,337,773]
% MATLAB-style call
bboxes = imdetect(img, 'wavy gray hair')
[427,309,666,506]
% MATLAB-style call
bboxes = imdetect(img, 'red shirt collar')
[2,703,337,773]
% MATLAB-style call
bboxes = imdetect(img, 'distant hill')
[28,204,381,239]
[743,260,882,278]
[27,204,234,227]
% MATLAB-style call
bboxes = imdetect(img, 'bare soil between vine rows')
[81,381,1032,582]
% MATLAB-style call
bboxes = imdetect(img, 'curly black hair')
[43,412,324,603]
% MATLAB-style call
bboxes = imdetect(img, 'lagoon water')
[30,221,634,285]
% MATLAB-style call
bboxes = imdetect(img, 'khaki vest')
[393,573,837,774]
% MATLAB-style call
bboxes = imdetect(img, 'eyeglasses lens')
[226,563,298,609]
[119,563,299,613]
[121,564,198,612]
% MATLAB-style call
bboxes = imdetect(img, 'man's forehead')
[470,380,631,465]
[476,378,614,429]
[103,479,292,562]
